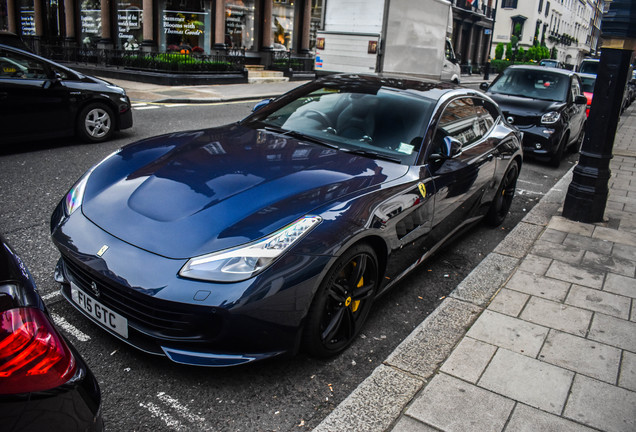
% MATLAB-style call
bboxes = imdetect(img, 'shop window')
[160,0,211,53]
[17,0,35,36]
[79,0,101,47]
[117,0,143,50]
[273,0,294,51]
[309,0,324,51]
[225,0,255,50]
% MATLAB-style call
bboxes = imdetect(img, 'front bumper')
[51,207,330,367]
[514,124,562,159]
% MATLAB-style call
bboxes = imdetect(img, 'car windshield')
[245,84,435,165]
[580,76,596,93]
[579,61,598,75]
[540,60,558,67]
[489,68,569,102]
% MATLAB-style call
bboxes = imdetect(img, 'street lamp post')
[562,0,636,223]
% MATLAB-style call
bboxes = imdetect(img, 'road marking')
[164,104,190,107]
[42,290,61,301]
[140,402,186,431]
[517,189,545,196]
[134,105,161,110]
[51,314,91,342]
[157,392,210,427]
[131,103,148,107]
[517,179,545,187]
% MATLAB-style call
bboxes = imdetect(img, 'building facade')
[0,0,325,63]
[490,0,603,68]
[450,0,496,72]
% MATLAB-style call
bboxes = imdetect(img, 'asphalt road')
[0,101,579,431]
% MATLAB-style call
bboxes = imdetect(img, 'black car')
[481,65,587,167]
[0,44,132,144]
[51,74,523,366]
[0,234,103,431]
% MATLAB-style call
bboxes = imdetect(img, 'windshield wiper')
[340,148,402,163]
[262,126,340,150]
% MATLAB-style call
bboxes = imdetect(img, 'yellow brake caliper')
[350,276,362,312]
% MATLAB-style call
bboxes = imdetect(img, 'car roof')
[576,72,597,79]
[316,73,462,100]
[504,65,576,77]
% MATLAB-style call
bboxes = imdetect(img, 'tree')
[495,43,504,60]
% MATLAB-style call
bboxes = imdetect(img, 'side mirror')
[252,98,273,112]
[479,82,489,91]
[441,136,463,159]
[574,94,587,105]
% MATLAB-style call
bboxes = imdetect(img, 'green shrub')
[495,43,504,60]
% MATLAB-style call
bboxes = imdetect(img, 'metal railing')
[36,44,246,74]
[269,50,315,73]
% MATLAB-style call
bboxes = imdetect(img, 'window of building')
[17,0,35,36]
[225,0,255,50]
[538,0,543,13]
[273,0,295,50]
[546,2,550,17]
[160,0,211,53]
[502,0,518,9]
[79,0,101,47]
[117,0,143,50]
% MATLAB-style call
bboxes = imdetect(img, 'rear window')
[579,61,599,75]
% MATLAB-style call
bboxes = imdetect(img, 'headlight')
[63,150,120,216]
[541,111,560,124]
[179,216,322,282]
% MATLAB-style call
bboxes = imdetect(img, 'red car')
[577,72,596,117]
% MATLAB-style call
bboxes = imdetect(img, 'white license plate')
[71,283,128,339]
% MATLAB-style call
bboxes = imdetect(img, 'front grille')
[505,114,537,127]
[62,255,223,341]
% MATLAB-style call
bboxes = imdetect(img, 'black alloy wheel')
[77,103,114,143]
[303,244,379,357]
[486,160,519,227]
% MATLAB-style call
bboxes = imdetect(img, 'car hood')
[487,93,565,116]
[82,124,408,259]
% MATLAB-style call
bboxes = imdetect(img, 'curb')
[313,167,576,432]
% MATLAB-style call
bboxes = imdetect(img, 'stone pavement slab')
[563,374,636,432]
[439,337,497,383]
[405,373,515,432]
[539,330,621,384]
[478,349,574,415]
[505,404,597,432]
[519,296,593,337]
[466,310,549,357]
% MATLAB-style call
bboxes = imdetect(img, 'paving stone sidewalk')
[315,105,636,432]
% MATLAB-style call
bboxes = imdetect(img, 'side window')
[432,98,483,156]
[0,50,48,80]
[474,98,497,135]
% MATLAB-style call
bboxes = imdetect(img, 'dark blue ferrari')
[50,74,522,366]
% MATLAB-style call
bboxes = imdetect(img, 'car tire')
[549,134,567,167]
[485,160,519,227]
[303,243,379,358]
[77,103,114,143]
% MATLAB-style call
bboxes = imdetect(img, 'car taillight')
[0,308,77,395]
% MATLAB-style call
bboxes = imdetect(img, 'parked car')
[578,58,599,75]
[577,72,596,117]
[539,59,564,69]
[0,44,132,144]
[50,74,522,367]
[0,31,33,52]
[0,234,103,431]
[480,65,587,167]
